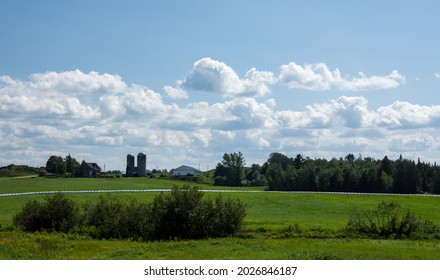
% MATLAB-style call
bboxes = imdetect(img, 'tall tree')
[46,156,66,176]
[65,154,80,177]
[214,152,246,186]
[267,152,293,170]
[293,154,305,169]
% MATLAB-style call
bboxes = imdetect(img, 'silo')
[137,152,147,177]
[126,154,135,176]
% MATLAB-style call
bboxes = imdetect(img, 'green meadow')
[1,177,440,259]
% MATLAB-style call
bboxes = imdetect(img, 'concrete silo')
[137,152,147,177]
[126,154,135,177]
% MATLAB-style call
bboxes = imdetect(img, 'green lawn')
[1,177,440,259]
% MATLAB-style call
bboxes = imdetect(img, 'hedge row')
[13,186,247,241]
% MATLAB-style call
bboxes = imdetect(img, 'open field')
[1,177,440,259]
[1,231,440,260]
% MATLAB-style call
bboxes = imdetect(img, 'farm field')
[1,177,440,259]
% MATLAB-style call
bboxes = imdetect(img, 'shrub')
[149,185,246,240]
[149,185,204,239]
[13,200,46,232]
[13,193,79,233]
[44,193,79,232]
[118,199,152,241]
[347,201,439,238]
[210,194,247,237]
[81,194,125,239]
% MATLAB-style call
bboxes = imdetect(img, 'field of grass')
[1,177,440,259]
[2,231,440,260]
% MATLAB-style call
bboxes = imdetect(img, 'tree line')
[214,152,440,194]
[45,154,81,177]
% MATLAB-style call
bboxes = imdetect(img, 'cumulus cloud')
[435,73,440,79]
[163,85,189,100]
[279,62,405,91]
[179,57,275,97]
[275,96,375,129]
[0,70,126,120]
[279,62,342,90]
[166,58,405,98]
[27,70,127,95]
[376,101,440,128]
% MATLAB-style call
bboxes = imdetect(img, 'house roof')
[172,165,201,172]
[83,162,101,171]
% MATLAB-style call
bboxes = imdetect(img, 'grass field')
[1,177,440,259]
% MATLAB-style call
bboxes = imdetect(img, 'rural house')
[171,165,201,176]
[80,161,101,178]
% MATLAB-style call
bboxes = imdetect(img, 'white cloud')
[163,85,189,100]
[122,85,169,114]
[95,136,124,146]
[168,58,405,98]
[435,73,440,79]
[28,70,127,95]
[0,70,125,120]
[279,62,342,90]
[180,57,275,97]
[389,133,435,152]
[275,96,374,129]
[341,70,405,91]
[279,62,405,91]
[211,97,277,130]
[376,101,440,128]
[192,129,213,147]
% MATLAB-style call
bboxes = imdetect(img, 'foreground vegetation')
[13,186,246,241]
[1,177,440,259]
[2,230,440,260]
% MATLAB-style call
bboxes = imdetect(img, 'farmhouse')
[171,165,202,176]
[80,161,101,178]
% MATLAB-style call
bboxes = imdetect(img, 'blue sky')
[1,0,440,171]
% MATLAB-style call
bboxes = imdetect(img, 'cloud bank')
[165,58,405,98]
[1,59,436,170]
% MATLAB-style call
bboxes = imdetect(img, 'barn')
[80,161,101,178]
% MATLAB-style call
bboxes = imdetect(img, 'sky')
[1,0,440,171]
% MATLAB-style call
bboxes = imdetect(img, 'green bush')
[118,199,152,241]
[13,193,79,233]
[347,201,439,238]
[149,185,246,240]
[13,200,46,232]
[81,195,125,239]
[209,194,247,237]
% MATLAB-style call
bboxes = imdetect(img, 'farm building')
[137,153,147,177]
[125,152,147,177]
[80,161,101,178]
[126,154,135,176]
[171,165,201,176]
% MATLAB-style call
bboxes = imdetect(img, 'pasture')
[1,177,440,259]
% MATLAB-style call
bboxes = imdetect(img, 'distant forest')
[237,153,440,194]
